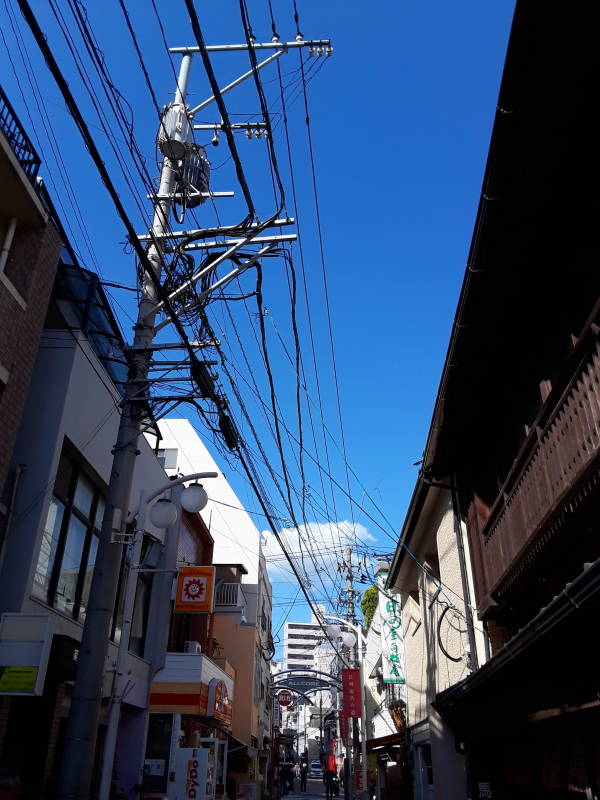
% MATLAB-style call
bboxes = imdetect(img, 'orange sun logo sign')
[183,577,206,601]
[175,566,215,613]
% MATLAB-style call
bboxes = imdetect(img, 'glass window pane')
[74,473,95,517]
[54,516,87,616]
[32,498,65,601]
[54,452,75,501]
[78,533,98,623]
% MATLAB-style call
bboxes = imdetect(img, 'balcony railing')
[215,582,246,609]
[471,334,600,611]
[0,85,41,184]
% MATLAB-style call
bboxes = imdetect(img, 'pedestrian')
[300,763,308,792]
[0,768,22,800]
[323,767,336,800]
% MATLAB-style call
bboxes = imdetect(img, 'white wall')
[152,419,264,622]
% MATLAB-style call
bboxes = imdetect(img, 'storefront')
[145,654,234,799]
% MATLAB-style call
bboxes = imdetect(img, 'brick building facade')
[0,86,62,506]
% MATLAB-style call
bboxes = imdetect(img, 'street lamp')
[99,471,217,800]
[321,614,368,800]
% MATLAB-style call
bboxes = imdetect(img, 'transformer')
[157,103,193,161]
[178,146,210,208]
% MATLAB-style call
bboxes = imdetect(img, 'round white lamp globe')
[181,483,209,513]
[149,497,178,529]
[326,624,342,640]
[340,631,357,649]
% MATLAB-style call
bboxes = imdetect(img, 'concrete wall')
[212,614,259,747]
[0,328,169,679]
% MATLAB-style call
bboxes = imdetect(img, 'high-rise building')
[283,606,325,675]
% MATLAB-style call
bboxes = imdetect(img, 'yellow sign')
[175,566,215,613]
[0,666,38,693]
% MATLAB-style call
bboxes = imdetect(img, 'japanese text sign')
[342,668,361,718]
[377,573,405,684]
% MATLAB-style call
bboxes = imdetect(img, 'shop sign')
[377,573,405,684]
[207,678,232,726]
[277,689,293,707]
[341,668,361,718]
[0,614,52,696]
[171,748,208,800]
[339,714,348,739]
[175,566,215,613]
[478,783,492,799]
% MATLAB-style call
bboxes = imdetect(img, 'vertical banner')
[339,714,348,739]
[341,668,361,718]
[377,572,405,683]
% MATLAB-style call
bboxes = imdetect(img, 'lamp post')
[98,471,217,800]
[323,615,368,800]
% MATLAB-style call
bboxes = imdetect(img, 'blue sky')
[1,0,515,656]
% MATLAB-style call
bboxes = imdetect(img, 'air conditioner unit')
[184,641,202,654]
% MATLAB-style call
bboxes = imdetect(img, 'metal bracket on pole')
[177,233,296,253]
[153,243,275,333]
[148,226,294,319]
[136,218,294,244]
[188,50,286,116]
[169,39,332,54]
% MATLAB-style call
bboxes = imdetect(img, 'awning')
[366,732,404,752]
[224,731,249,753]
[434,557,600,727]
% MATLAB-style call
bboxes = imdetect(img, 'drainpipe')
[0,218,17,274]
[449,475,479,671]
[0,464,25,576]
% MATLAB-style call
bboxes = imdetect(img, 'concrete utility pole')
[56,55,193,800]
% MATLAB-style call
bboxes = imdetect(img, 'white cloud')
[262,519,375,585]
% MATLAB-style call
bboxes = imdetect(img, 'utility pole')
[17,18,331,797]
[56,55,193,800]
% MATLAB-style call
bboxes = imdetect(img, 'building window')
[157,448,178,469]
[32,446,105,623]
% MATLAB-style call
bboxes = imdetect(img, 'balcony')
[0,85,40,184]
[468,331,600,615]
[214,582,247,615]
[0,85,46,226]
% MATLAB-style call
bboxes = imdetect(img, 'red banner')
[339,714,348,739]
[342,668,361,718]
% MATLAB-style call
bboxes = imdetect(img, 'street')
[284,778,338,799]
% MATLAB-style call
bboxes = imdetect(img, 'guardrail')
[0,84,41,184]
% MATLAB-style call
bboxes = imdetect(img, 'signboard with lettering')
[339,713,348,739]
[341,668,361,718]
[0,613,53,696]
[277,689,293,707]
[377,573,405,684]
[172,747,209,800]
[207,678,232,726]
[175,566,215,613]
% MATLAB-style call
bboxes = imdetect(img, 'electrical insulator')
[317,47,323,56]
[326,45,333,56]
[256,128,263,138]
[246,129,253,139]
[308,47,315,56]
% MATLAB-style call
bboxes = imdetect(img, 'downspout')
[0,464,25,575]
[0,218,18,273]
[449,474,479,671]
